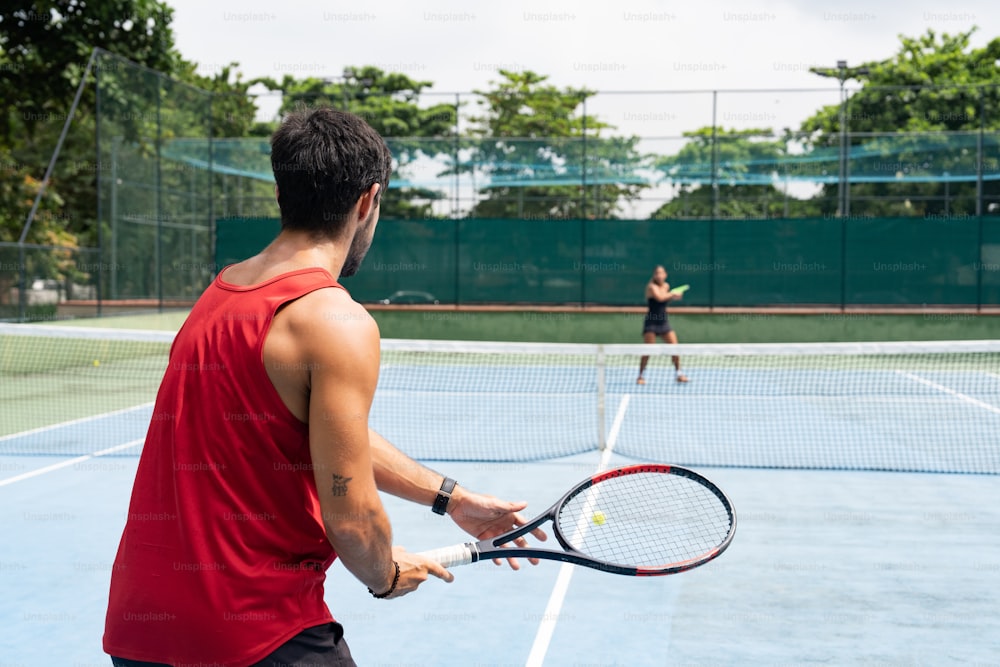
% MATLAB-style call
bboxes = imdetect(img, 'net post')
[596,344,607,451]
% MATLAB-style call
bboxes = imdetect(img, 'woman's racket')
[669,284,690,295]
[418,464,736,577]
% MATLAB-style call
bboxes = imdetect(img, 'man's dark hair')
[270,107,392,236]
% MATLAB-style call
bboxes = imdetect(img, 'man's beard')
[339,208,376,278]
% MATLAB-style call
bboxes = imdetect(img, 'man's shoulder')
[280,288,378,349]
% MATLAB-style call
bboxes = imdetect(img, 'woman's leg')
[637,331,656,383]
[664,330,688,382]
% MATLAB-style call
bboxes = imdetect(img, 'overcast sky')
[163,0,997,214]
[166,0,997,134]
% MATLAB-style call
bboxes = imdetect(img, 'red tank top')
[104,267,344,666]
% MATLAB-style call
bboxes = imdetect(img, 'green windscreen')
[213,216,999,307]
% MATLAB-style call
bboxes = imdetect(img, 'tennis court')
[2,321,1000,665]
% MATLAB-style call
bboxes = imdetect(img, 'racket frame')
[421,463,736,577]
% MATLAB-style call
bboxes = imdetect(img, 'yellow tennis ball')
[592,511,606,526]
[92,359,100,367]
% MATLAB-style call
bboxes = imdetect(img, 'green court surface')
[367,309,1000,343]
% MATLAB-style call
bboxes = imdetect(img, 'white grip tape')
[417,543,475,568]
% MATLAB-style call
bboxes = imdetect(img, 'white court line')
[525,394,631,667]
[897,371,1000,416]
[0,402,154,442]
[0,439,142,487]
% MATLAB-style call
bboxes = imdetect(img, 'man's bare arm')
[302,297,397,594]
[369,428,548,568]
[369,428,455,507]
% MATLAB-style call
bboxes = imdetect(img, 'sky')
[165,0,998,136]
[162,0,998,215]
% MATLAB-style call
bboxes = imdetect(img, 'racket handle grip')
[417,543,476,568]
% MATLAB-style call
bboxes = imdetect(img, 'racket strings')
[557,471,732,568]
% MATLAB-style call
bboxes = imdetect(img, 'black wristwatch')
[432,477,457,515]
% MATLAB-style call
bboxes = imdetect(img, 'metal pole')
[843,87,852,217]
[581,95,588,219]
[110,137,119,299]
[710,90,719,219]
[838,77,846,218]
[453,93,460,219]
[19,49,98,244]
[581,95,588,306]
[95,52,103,317]
[156,74,164,311]
[976,213,984,313]
[17,244,27,322]
[208,89,216,279]
[710,91,718,308]
[976,87,985,217]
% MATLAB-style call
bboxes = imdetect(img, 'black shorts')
[110,622,355,667]
[643,321,672,335]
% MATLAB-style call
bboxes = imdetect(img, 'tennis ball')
[92,359,100,367]
[592,511,606,526]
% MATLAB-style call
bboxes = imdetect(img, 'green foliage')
[174,61,260,138]
[650,127,824,218]
[0,1,181,144]
[0,148,67,244]
[464,70,647,219]
[0,1,185,254]
[253,68,458,219]
[803,28,1000,217]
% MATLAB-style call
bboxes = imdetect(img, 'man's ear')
[356,183,381,221]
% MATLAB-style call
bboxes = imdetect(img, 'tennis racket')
[417,464,736,576]
[669,284,690,296]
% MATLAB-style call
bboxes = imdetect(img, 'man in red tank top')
[104,108,545,667]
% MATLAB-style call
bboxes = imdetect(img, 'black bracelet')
[368,560,400,599]
[432,477,457,515]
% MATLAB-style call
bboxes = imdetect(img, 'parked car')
[377,290,440,305]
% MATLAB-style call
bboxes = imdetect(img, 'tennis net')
[2,323,999,473]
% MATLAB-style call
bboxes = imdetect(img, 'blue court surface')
[2,446,999,666]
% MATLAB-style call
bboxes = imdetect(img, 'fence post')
[840,217,848,311]
[95,52,103,318]
[581,95,588,306]
[17,244,27,322]
[977,214,984,313]
[453,93,460,219]
[710,90,719,219]
[156,72,164,312]
[710,91,719,309]
[976,86,985,218]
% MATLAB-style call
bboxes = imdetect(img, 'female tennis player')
[637,265,688,384]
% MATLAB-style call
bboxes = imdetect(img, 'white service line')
[0,439,142,487]
[897,371,1000,416]
[524,394,631,667]
[0,402,154,442]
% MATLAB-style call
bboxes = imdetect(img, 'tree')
[463,70,647,219]
[0,1,182,248]
[1,3,267,306]
[650,127,823,219]
[803,28,1000,217]
[253,68,458,219]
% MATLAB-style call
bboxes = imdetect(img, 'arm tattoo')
[331,474,353,497]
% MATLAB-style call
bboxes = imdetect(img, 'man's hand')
[378,545,454,599]
[447,487,548,569]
